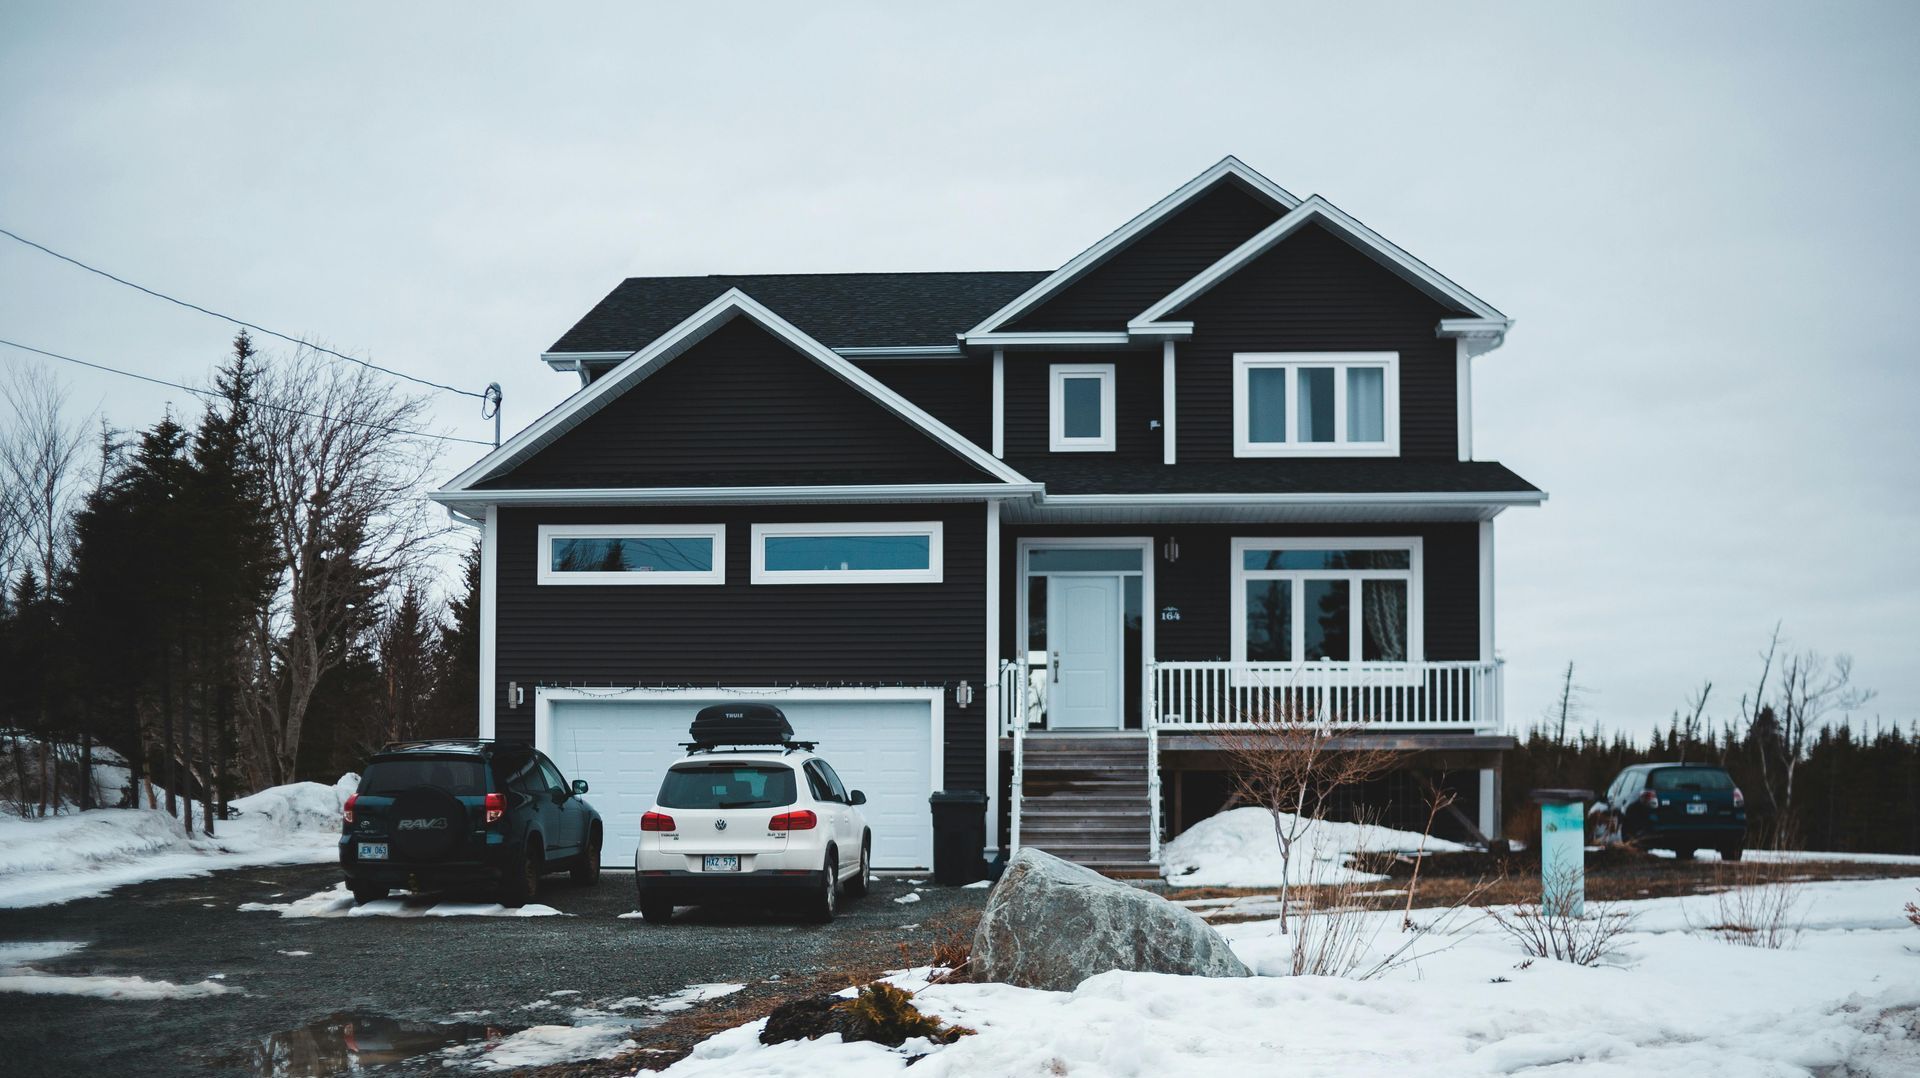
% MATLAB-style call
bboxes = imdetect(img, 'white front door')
[1047,575,1123,729]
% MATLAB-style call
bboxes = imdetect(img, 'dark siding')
[1007,179,1282,332]
[1001,351,1163,462]
[482,318,988,489]
[998,522,1480,664]
[494,502,988,790]
[1173,223,1466,462]
[852,358,992,449]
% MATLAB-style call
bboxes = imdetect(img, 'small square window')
[1049,364,1115,452]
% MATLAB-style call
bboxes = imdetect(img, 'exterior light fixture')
[955,680,974,709]
[1162,537,1180,563]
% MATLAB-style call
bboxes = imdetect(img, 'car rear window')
[658,764,797,809]
[1648,767,1734,792]
[360,758,487,797]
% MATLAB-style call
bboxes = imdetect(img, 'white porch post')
[984,500,1001,856]
[478,505,499,739]
[1479,766,1500,842]
[991,348,1006,459]
[1162,340,1177,465]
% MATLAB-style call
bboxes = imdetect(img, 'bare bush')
[1485,867,1635,966]
[1688,860,1804,949]
[1904,890,1917,929]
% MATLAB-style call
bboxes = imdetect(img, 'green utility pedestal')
[1531,788,1593,916]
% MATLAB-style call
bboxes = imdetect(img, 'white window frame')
[1049,363,1116,452]
[537,523,726,586]
[751,521,944,584]
[1232,352,1399,457]
[1229,536,1423,669]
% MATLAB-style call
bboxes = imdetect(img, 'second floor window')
[1233,353,1398,457]
[1050,363,1115,452]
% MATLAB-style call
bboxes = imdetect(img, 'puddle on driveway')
[233,1012,519,1075]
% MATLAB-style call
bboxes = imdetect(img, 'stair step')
[1019,807,1152,819]
[1021,824,1152,839]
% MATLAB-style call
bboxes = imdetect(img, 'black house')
[431,157,1544,874]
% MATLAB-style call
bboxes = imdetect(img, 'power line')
[0,337,496,448]
[0,226,487,400]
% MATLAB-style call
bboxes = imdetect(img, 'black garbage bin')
[928,790,989,886]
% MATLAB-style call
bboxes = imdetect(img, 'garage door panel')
[546,697,935,871]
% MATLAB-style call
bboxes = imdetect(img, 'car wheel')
[351,884,388,905]
[809,850,838,923]
[637,890,674,924]
[845,836,871,900]
[499,838,541,908]
[571,825,602,886]
[1720,846,1744,862]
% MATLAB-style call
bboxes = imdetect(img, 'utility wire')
[0,337,496,448]
[0,226,487,400]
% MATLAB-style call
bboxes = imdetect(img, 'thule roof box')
[685,703,815,753]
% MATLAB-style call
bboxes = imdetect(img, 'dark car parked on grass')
[1590,763,1747,860]
[340,740,604,906]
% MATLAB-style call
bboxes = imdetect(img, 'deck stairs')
[1015,734,1158,877]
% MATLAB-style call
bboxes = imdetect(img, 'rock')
[972,848,1252,991]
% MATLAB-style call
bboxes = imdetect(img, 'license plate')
[703,855,740,872]
[1686,803,1708,815]
[358,842,389,860]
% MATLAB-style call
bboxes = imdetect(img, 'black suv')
[340,740,604,907]
[1591,763,1747,860]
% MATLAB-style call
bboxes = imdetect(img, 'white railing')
[1150,660,1503,732]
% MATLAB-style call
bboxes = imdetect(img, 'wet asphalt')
[0,863,984,1077]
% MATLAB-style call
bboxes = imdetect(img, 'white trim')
[984,501,1002,854]
[540,350,631,371]
[442,288,1030,494]
[750,520,945,585]
[1478,767,1497,838]
[1049,363,1116,452]
[1162,341,1177,465]
[1131,195,1509,343]
[479,506,498,739]
[965,156,1300,338]
[1229,536,1425,669]
[1478,521,1495,661]
[1456,338,1473,461]
[1037,490,1546,509]
[1015,537,1155,733]
[964,331,1134,349]
[430,483,1041,514]
[834,345,966,358]
[991,349,1006,459]
[535,522,725,586]
[1232,352,1400,458]
[1439,318,1512,360]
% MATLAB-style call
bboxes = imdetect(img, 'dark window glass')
[658,765,798,809]
[1124,575,1143,729]
[1361,580,1409,662]
[1648,767,1734,792]
[360,758,486,797]
[801,762,834,802]
[1242,549,1411,571]
[763,534,930,572]
[537,757,566,792]
[551,536,713,573]
[1061,375,1104,438]
[1027,575,1047,654]
[1247,367,1287,442]
[1245,580,1292,661]
[1347,367,1386,441]
[815,761,850,803]
[1297,367,1336,442]
[1303,579,1350,661]
[1028,548,1143,572]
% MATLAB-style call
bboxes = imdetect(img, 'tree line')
[0,332,479,828]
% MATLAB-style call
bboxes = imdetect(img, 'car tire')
[637,888,674,924]
[499,837,541,908]
[571,825,602,886]
[1720,846,1744,862]
[809,849,838,923]
[351,884,388,905]
[845,835,871,900]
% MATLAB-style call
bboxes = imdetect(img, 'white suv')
[633,748,871,923]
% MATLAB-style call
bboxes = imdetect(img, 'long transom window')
[1231,538,1420,664]
[1233,352,1399,457]
[538,523,725,585]
[750,521,944,584]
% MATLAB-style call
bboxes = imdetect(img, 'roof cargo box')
[689,703,794,749]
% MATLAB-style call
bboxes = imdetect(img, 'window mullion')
[1285,365,1297,445]
[1333,364,1348,444]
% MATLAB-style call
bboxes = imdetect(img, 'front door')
[1047,575,1123,729]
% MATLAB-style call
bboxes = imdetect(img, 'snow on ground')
[653,875,1920,1077]
[1160,806,1467,888]
[0,774,357,908]
[450,1023,636,1071]
[239,882,563,919]
[598,983,747,1014]
[0,939,235,1000]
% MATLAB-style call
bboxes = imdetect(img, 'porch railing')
[1150,659,1503,732]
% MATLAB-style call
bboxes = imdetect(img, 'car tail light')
[484,792,505,824]
[1639,790,1660,809]
[641,811,677,832]
[1732,787,1745,808]
[343,793,357,825]
[769,809,817,831]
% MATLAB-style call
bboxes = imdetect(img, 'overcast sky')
[3,2,1915,736]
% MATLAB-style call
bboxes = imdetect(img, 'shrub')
[1484,869,1634,967]
[1905,889,1918,929]
[1688,862,1804,949]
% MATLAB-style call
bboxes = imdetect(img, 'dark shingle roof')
[546,271,1049,354]
[1004,457,1543,497]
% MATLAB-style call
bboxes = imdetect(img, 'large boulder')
[972,848,1252,991]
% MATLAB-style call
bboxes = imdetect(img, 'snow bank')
[0,774,356,908]
[656,876,1920,1077]
[239,883,564,919]
[0,939,235,1000]
[1160,806,1466,888]
[461,1023,635,1071]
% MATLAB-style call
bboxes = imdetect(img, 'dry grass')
[1688,860,1806,948]
[1483,869,1636,967]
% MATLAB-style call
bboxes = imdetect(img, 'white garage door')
[543,695,937,871]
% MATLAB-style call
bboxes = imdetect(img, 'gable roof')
[440,289,1033,496]
[545,271,1047,359]
[963,156,1301,341]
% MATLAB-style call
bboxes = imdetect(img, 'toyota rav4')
[340,740,604,907]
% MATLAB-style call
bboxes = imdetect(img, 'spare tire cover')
[389,786,467,862]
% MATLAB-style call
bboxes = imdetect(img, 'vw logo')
[714,819,728,831]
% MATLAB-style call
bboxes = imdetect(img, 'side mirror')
[849,790,867,806]
[572,779,590,796]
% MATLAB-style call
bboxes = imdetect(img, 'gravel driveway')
[0,863,984,1076]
